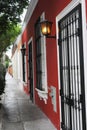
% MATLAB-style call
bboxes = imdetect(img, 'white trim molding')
[35,12,48,104]
[56,0,87,129]
[56,0,82,40]
[35,88,48,104]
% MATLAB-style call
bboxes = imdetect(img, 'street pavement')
[0,72,56,130]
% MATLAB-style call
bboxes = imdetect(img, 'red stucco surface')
[22,0,72,129]
[86,0,87,23]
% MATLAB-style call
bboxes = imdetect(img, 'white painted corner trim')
[22,0,38,34]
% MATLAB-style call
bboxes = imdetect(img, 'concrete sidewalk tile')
[24,119,57,130]
[2,122,24,130]
[1,73,57,130]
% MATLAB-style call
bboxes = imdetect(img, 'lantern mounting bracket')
[46,34,56,39]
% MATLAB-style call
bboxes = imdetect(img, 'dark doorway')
[28,42,33,102]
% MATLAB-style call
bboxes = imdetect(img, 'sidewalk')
[0,73,56,130]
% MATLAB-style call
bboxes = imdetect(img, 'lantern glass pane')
[41,21,52,36]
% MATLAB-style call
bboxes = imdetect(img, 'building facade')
[13,0,87,130]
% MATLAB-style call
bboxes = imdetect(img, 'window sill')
[35,88,48,104]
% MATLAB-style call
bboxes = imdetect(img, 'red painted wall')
[22,0,71,129]
[86,0,87,23]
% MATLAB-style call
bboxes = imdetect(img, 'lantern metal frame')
[20,47,26,55]
[40,20,56,39]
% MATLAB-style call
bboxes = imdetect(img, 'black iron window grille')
[21,45,26,82]
[58,4,86,130]
[28,42,33,101]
